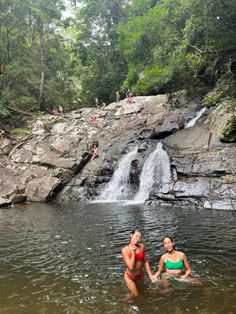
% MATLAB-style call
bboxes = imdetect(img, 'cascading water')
[133,142,172,203]
[185,107,206,128]
[98,147,138,201]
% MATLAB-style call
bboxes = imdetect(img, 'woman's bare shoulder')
[139,243,145,250]
[160,253,167,261]
[176,250,185,258]
[121,245,129,255]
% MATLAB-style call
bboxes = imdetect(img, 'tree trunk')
[38,29,45,108]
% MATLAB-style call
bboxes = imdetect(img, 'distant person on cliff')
[51,108,60,116]
[116,90,120,102]
[152,236,202,287]
[90,143,99,160]
[0,128,5,139]
[91,114,97,127]
[126,89,132,104]
[58,105,64,114]
[101,102,107,110]
[95,97,99,108]
[121,228,154,299]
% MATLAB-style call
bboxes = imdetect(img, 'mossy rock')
[11,127,30,136]
[202,91,223,107]
[220,115,236,142]
[168,90,188,108]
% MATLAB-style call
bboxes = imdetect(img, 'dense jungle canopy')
[0,0,236,117]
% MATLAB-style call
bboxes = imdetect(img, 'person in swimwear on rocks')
[0,128,5,139]
[90,142,99,160]
[152,236,202,287]
[122,228,154,299]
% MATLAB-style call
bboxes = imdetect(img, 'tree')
[0,0,80,114]
[118,0,236,96]
[72,0,128,105]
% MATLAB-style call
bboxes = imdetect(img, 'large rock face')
[0,94,235,210]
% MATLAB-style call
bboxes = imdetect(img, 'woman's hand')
[151,274,158,283]
[179,275,188,281]
[130,245,138,253]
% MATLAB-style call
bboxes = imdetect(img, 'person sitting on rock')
[51,108,60,116]
[58,105,64,114]
[101,102,106,110]
[116,90,120,102]
[90,143,99,160]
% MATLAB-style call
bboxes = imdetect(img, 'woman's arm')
[153,255,165,281]
[180,253,191,279]
[121,246,136,271]
[143,246,154,280]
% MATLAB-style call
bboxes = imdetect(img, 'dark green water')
[0,202,235,314]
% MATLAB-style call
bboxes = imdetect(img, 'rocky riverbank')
[0,92,235,210]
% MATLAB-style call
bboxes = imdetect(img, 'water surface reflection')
[0,202,235,313]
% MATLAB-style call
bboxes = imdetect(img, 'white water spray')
[185,107,206,128]
[133,142,172,203]
[98,147,138,201]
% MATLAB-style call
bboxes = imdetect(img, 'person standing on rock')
[126,89,132,104]
[116,90,120,102]
[91,114,97,127]
[95,97,99,108]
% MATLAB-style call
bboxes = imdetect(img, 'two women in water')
[122,231,201,299]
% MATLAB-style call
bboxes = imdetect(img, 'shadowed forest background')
[0,0,236,117]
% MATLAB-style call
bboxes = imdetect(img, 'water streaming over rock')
[98,146,138,200]
[98,142,172,203]
[134,142,172,202]
[185,107,206,128]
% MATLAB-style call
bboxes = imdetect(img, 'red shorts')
[125,271,144,282]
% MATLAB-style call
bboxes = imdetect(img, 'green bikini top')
[165,255,183,270]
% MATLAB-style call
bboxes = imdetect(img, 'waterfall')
[98,147,138,201]
[133,142,171,203]
[185,107,206,128]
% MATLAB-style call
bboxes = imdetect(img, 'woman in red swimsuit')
[121,229,154,299]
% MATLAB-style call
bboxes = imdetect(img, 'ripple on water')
[0,203,235,313]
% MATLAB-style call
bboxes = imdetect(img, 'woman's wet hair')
[131,228,143,236]
[163,235,176,250]
[129,228,143,243]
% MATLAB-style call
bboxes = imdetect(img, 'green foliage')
[220,115,236,142]
[72,0,128,105]
[202,92,223,107]
[0,0,80,113]
[0,105,10,118]
[224,98,236,112]
[117,0,236,96]
[11,127,30,136]
[0,0,236,112]
[202,77,236,107]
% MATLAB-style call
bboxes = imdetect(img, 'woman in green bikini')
[152,236,200,286]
